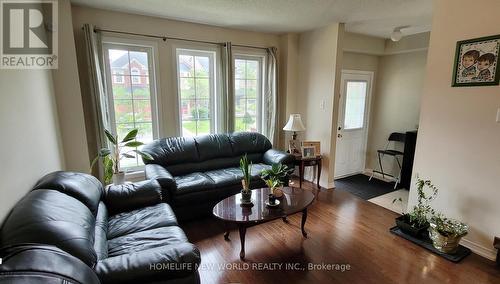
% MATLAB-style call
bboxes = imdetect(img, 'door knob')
[338,126,342,130]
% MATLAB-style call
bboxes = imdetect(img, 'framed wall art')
[452,34,500,87]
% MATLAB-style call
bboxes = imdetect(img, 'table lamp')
[283,114,306,154]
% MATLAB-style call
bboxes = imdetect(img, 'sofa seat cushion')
[174,172,215,195]
[107,226,188,257]
[250,163,272,179]
[107,203,178,239]
[203,164,272,187]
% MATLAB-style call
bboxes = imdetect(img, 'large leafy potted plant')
[90,129,153,185]
[393,177,438,237]
[239,154,253,205]
[260,163,293,198]
[429,213,468,253]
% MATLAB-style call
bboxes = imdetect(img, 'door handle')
[338,126,342,130]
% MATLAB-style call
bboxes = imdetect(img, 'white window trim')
[131,67,141,84]
[173,43,221,137]
[113,70,124,84]
[102,36,161,174]
[233,49,266,133]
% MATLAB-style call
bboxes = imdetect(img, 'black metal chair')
[369,132,406,189]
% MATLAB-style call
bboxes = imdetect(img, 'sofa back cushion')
[0,189,98,267]
[32,171,103,217]
[143,136,199,168]
[142,132,272,176]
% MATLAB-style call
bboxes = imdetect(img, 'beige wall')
[52,0,89,172]
[409,0,500,260]
[0,70,64,221]
[366,50,427,177]
[71,5,284,163]
[296,23,344,188]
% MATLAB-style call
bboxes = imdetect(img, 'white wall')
[366,51,428,177]
[410,0,500,260]
[0,70,64,221]
[296,23,344,188]
[52,0,89,171]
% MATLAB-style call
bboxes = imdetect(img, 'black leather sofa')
[0,171,201,284]
[142,132,295,220]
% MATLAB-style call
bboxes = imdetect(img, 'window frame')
[232,51,266,133]
[174,45,220,137]
[102,37,161,172]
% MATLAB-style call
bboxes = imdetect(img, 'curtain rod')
[93,27,269,50]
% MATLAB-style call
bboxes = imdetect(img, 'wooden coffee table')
[212,187,315,260]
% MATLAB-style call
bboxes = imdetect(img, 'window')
[176,49,216,137]
[103,41,159,170]
[343,81,368,130]
[234,55,263,132]
[131,67,141,84]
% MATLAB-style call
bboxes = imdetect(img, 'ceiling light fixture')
[390,27,403,42]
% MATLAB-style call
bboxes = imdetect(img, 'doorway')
[334,70,373,178]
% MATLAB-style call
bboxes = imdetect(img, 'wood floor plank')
[182,179,500,283]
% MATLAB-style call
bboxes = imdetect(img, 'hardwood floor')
[182,179,500,284]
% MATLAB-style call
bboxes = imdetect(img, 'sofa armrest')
[105,180,162,215]
[95,243,200,283]
[145,164,177,202]
[263,149,295,167]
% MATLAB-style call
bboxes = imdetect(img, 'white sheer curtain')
[264,47,279,145]
[83,24,109,179]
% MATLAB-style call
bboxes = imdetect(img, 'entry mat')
[389,226,471,262]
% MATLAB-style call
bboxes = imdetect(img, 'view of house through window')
[104,43,157,170]
[176,49,215,137]
[234,56,262,132]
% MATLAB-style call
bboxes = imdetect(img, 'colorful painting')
[452,35,500,87]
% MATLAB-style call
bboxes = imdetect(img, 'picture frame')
[452,34,500,87]
[301,146,316,159]
[301,141,321,156]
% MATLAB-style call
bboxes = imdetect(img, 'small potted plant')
[393,177,438,238]
[90,129,153,185]
[260,163,293,198]
[429,213,468,253]
[239,154,253,204]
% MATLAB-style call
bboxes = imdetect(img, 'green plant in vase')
[90,129,153,185]
[260,163,293,198]
[239,154,253,204]
[428,213,468,253]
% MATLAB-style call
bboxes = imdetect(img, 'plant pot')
[273,187,284,198]
[112,172,126,185]
[241,189,252,205]
[395,215,429,238]
[428,222,465,254]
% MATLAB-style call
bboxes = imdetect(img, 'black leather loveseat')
[0,171,201,284]
[142,132,295,220]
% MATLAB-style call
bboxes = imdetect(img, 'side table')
[294,155,322,189]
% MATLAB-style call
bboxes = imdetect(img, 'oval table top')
[212,187,315,224]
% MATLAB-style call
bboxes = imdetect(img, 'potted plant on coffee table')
[428,213,468,254]
[260,163,293,198]
[90,129,153,185]
[393,177,438,238]
[239,154,253,205]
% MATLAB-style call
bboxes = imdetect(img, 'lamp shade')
[283,114,306,132]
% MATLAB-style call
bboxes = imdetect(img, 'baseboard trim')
[460,238,497,261]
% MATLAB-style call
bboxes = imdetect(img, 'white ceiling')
[70,0,433,38]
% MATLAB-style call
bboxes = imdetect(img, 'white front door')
[334,71,373,178]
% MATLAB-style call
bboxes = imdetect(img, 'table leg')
[224,222,230,241]
[239,225,247,260]
[316,159,322,189]
[282,216,289,223]
[301,208,308,238]
[299,161,304,188]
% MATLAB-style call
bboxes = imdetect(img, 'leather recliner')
[0,171,201,284]
[142,132,295,221]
